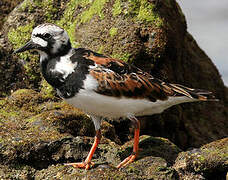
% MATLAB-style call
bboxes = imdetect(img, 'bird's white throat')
[49,49,77,80]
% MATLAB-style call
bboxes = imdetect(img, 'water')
[178,0,228,86]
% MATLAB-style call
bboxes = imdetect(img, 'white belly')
[65,89,196,118]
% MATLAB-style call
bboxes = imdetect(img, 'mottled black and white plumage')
[14,23,217,169]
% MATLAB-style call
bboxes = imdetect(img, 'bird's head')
[14,23,72,58]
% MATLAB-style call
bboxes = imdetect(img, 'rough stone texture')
[0,89,94,168]
[0,100,182,180]
[0,89,182,178]
[0,0,227,149]
[0,0,227,179]
[0,0,24,30]
[173,138,228,180]
[0,0,25,96]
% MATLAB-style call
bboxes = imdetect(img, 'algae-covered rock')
[0,0,24,30]
[0,0,226,149]
[0,89,94,168]
[119,135,181,165]
[0,134,181,179]
[0,0,227,178]
[34,157,177,180]
[173,138,228,180]
[0,165,36,180]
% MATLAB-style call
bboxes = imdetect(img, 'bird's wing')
[81,50,175,101]
[78,49,215,102]
[90,68,175,101]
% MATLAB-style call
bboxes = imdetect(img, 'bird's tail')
[168,83,218,101]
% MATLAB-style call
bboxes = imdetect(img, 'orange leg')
[65,130,101,170]
[117,118,140,169]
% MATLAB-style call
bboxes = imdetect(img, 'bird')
[14,23,217,170]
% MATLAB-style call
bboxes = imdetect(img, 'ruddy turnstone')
[14,23,217,169]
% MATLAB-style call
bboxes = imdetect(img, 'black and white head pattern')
[31,23,70,57]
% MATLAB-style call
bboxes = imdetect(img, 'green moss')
[0,109,19,119]
[127,0,141,16]
[155,18,164,27]
[18,0,34,12]
[58,0,91,24]
[41,0,58,22]
[109,27,118,37]
[57,0,91,47]
[112,0,122,16]
[137,0,156,22]
[24,57,41,82]
[8,21,37,70]
[197,154,206,162]
[0,99,6,106]
[127,0,164,27]
[25,115,39,123]
[98,46,104,54]
[79,0,108,24]
[19,0,57,20]
[0,98,21,120]
[57,0,108,47]
[8,21,34,50]
[11,89,32,96]
[126,165,141,174]
[137,0,163,26]
[40,79,56,99]
[112,52,131,62]
[8,20,42,82]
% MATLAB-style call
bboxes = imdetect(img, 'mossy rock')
[0,164,36,180]
[0,0,227,178]
[0,134,182,179]
[33,136,180,179]
[1,0,226,149]
[174,138,228,180]
[0,0,24,30]
[0,89,94,169]
[33,157,177,179]
[119,135,181,165]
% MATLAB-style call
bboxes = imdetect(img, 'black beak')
[13,40,38,54]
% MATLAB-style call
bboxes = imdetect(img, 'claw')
[116,154,137,169]
[65,130,101,170]
[65,161,95,170]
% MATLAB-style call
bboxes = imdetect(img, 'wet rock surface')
[0,0,226,149]
[0,0,227,179]
[174,138,228,180]
[0,89,227,179]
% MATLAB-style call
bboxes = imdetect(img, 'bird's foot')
[65,161,95,170]
[116,153,137,169]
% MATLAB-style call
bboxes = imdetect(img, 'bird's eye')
[43,33,51,39]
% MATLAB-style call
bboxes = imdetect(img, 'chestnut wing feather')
[90,68,172,101]
[85,55,174,101]
[82,50,203,101]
